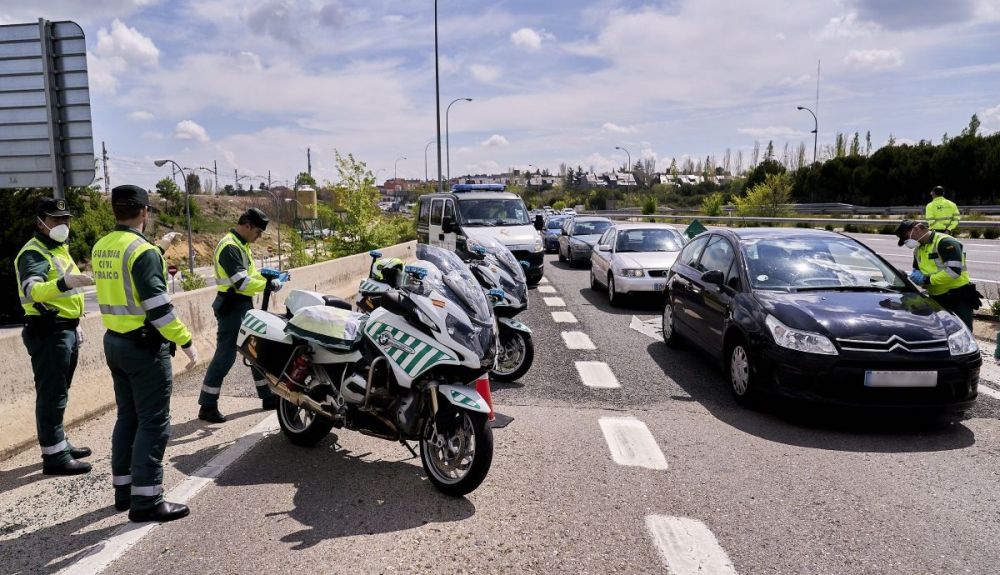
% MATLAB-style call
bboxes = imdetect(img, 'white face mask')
[904,230,929,250]
[39,218,70,243]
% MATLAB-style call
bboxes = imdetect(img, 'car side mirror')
[598,245,611,252]
[441,215,455,234]
[534,214,544,230]
[561,229,568,236]
[701,269,725,287]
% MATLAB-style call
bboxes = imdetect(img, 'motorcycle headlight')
[445,313,484,356]
[765,315,838,356]
[947,325,979,356]
[619,268,645,278]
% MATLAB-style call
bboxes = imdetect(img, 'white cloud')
[511,27,543,50]
[174,120,210,143]
[602,122,637,134]
[470,64,501,83]
[737,126,806,138]
[820,12,880,39]
[844,48,903,70]
[90,19,159,94]
[482,134,509,147]
[982,103,1000,133]
[129,110,154,121]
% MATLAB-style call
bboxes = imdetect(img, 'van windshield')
[457,198,530,226]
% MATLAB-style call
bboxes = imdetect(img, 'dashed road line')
[551,311,578,323]
[645,515,738,575]
[598,417,668,470]
[537,285,557,293]
[539,276,550,284]
[561,331,596,350]
[543,296,566,307]
[575,361,620,388]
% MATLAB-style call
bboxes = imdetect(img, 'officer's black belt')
[24,316,79,329]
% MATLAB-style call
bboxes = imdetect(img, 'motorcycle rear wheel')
[277,397,334,447]
[420,410,493,497]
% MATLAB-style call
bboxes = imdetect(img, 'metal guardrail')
[591,212,1000,229]
[590,204,1000,216]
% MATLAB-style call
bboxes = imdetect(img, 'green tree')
[328,151,396,257]
[295,171,317,189]
[849,132,861,156]
[701,192,724,216]
[641,195,657,215]
[961,114,980,138]
[732,173,792,218]
[185,172,202,194]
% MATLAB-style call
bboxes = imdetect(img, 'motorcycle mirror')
[369,249,383,259]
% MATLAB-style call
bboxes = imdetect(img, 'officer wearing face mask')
[93,185,199,523]
[14,197,94,475]
[895,219,981,330]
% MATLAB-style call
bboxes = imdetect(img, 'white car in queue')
[590,223,686,306]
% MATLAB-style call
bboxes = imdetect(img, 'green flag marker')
[684,219,708,239]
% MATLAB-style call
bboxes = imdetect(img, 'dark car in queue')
[557,216,613,266]
[542,215,570,253]
[661,228,981,412]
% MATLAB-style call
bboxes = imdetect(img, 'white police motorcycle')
[237,246,498,496]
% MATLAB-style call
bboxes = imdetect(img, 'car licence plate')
[654,282,665,291]
[864,371,938,388]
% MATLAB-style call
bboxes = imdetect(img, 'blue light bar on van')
[451,183,506,192]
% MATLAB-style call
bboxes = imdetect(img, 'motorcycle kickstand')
[400,440,418,459]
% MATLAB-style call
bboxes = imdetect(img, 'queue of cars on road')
[541,212,983,414]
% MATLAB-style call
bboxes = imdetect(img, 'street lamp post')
[615,146,631,174]
[424,139,436,183]
[796,106,818,165]
[434,0,443,192]
[446,97,472,182]
[153,159,195,274]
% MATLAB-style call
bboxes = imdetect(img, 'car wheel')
[727,339,758,406]
[607,275,621,307]
[661,296,683,347]
[590,268,602,291]
[558,246,566,263]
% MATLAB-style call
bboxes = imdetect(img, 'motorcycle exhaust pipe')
[258,368,336,421]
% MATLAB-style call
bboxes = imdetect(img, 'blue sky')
[4,0,999,191]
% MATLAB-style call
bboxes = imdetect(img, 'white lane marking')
[980,385,1000,401]
[598,417,668,470]
[978,340,999,388]
[538,285,557,293]
[645,515,738,575]
[551,311,578,323]
[543,297,566,307]
[539,276,550,284]
[561,331,596,350]
[61,415,280,575]
[575,361,620,388]
[630,315,663,341]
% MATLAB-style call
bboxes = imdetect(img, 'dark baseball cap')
[37,197,72,218]
[931,185,945,196]
[894,219,919,246]
[111,185,150,207]
[242,207,269,230]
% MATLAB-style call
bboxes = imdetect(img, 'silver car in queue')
[590,222,686,306]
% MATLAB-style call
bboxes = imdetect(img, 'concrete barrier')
[0,241,416,460]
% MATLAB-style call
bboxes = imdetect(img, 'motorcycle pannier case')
[284,305,367,351]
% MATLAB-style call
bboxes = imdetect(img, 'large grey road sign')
[0,19,94,198]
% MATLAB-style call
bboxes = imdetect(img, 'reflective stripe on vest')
[916,233,969,296]
[15,238,85,318]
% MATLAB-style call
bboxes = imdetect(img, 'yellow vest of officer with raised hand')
[15,236,85,319]
[925,187,960,232]
[214,230,266,297]
[914,232,969,296]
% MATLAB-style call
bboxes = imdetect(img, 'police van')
[416,184,545,285]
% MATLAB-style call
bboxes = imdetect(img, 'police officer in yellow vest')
[93,185,199,523]
[925,186,960,234]
[198,208,280,423]
[895,220,981,330]
[15,197,94,475]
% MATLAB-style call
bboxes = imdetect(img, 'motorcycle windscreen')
[476,236,527,283]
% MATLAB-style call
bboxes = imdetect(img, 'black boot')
[114,486,130,512]
[198,406,226,423]
[69,446,92,459]
[43,459,92,476]
[129,501,190,523]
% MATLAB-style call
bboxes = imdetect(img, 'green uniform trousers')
[21,326,79,465]
[930,291,974,331]
[104,332,173,511]
[199,295,271,407]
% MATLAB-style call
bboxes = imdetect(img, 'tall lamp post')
[446,97,472,182]
[434,0,443,192]
[153,159,195,274]
[615,146,631,174]
[394,156,406,202]
[796,106,818,165]
[424,139,436,183]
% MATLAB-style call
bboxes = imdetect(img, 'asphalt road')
[2,254,1000,574]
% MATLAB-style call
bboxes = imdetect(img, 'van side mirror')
[441,215,455,234]
[534,214,544,231]
[701,269,725,287]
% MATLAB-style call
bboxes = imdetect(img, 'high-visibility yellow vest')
[214,231,263,296]
[92,230,161,333]
[925,197,960,231]
[15,237,85,319]
[915,233,969,296]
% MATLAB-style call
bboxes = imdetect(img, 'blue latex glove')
[909,270,926,284]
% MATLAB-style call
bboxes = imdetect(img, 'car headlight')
[765,315,838,355]
[533,238,544,252]
[947,325,979,356]
[619,268,645,278]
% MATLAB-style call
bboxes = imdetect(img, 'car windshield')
[741,236,908,292]
[615,228,684,252]
[572,220,612,236]
[546,218,566,229]
[457,198,530,226]
[411,244,493,321]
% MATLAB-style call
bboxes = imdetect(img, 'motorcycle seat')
[323,295,352,311]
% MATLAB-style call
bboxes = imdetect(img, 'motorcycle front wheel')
[420,409,493,497]
[277,397,334,447]
[490,328,534,382]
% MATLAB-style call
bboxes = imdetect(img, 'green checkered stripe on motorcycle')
[365,320,456,376]
[359,279,389,293]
